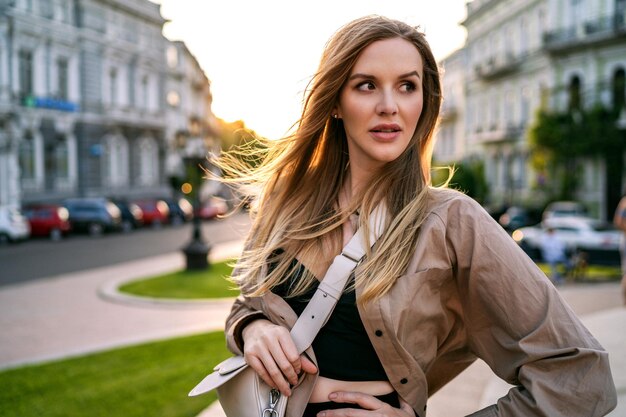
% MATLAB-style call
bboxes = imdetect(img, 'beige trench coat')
[224,188,617,417]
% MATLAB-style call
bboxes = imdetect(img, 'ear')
[332,106,342,119]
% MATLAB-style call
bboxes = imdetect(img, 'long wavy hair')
[215,15,443,305]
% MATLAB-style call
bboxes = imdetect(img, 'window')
[109,68,117,106]
[39,0,53,19]
[18,50,33,101]
[55,136,69,180]
[141,75,149,109]
[19,132,35,181]
[57,58,68,100]
[568,76,582,110]
[521,86,531,124]
[520,17,528,53]
[505,91,515,126]
[166,45,179,69]
[167,91,180,107]
[612,68,625,111]
[102,135,129,187]
[137,137,158,186]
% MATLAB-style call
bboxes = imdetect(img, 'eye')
[400,81,417,93]
[356,81,376,91]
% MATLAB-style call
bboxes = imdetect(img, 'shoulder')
[425,187,490,225]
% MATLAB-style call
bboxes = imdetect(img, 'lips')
[370,123,401,141]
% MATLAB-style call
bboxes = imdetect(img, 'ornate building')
[434,0,626,219]
[0,0,216,208]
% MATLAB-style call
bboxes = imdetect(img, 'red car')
[132,199,170,227]
[22,204,71,240]
[196,197,228,220]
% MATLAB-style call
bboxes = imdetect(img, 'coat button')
[375,330,383,337]
[400,378,408,384]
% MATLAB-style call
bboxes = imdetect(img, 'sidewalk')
[0,241,623,416]
[0,239,244,370]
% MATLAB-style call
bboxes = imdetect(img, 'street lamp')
[180,118,211,270]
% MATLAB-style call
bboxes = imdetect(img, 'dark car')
[22,204,72,240]
[164,197,193,225]
[63,198,122,236]
[110,199,144,232]
[498,206,535,232]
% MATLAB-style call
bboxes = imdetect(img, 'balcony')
[543,13,626,54]
[472,124,524,144]
[474,52,522,81]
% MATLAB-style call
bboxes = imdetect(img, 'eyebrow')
[348,70,421,81]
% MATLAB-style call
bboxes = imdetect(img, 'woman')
[613,192,626,304]
[216,15,616,417]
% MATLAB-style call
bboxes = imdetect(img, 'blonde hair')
[216,15,442,305]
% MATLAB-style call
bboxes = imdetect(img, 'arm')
[224,261,317,397]
[445,196,616,417]
[613,197,626,233]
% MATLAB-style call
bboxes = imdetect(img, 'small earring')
[332,114,338,119]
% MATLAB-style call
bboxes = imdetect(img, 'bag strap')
[290,203,386,353]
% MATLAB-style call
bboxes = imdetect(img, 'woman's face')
[336,37,424,172]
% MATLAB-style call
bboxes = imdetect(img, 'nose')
[375,89,398,115]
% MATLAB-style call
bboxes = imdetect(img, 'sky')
[153,1,468,140]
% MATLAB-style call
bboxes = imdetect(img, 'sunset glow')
[153,0,467,140]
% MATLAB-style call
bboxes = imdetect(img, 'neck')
[342,163,378,208]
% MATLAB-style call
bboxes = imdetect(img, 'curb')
[97,239,244,309]
[97,276,237,309]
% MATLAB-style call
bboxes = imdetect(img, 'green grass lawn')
[119,260,238,299]
[536,263,622,281]
[0,332,230,417]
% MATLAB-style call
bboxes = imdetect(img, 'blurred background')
[0,0,624,416]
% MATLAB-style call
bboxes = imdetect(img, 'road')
[0,212,251,286]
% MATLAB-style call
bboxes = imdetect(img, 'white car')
[512,216,622,265]
[0,206,31,244]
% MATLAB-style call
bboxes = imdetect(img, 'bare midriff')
[309,376,394,403]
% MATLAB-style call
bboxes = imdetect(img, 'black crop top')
[271,257,388,381]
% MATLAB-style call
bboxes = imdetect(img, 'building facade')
[163,40,220,200]
[0,0,216,209]
[434,0,626,219]
[434,48,468,164]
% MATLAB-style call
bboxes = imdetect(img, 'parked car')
[64,198,122,236]
[498,206,537,232]
[512,216,622,265]
[196,196,228,220]
[22,203,71,240]
[0,206,30,244]
[164,197,193,225]
[542,201,588,220]
[110,199,144,232]
[132,199,170,227]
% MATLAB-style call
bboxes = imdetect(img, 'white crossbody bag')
[188,205,386,417]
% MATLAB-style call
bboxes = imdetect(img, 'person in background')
[213,15,616,417]
[613,193,626,305]
[540,226,569,284]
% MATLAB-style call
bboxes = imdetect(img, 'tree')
[433,159,489,204]
[529,105,624,218]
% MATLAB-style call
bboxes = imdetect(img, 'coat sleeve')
[443,195,617,417]
[223,236,268,355]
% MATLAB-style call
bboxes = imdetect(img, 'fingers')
[300,354,318,375]
[318,392,414,417]
[243,322,310,397]
[398,399,416,417]
[327,391,381,409]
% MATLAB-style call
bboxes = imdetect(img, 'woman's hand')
[317,392,416,417]
[242,319,317,397]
